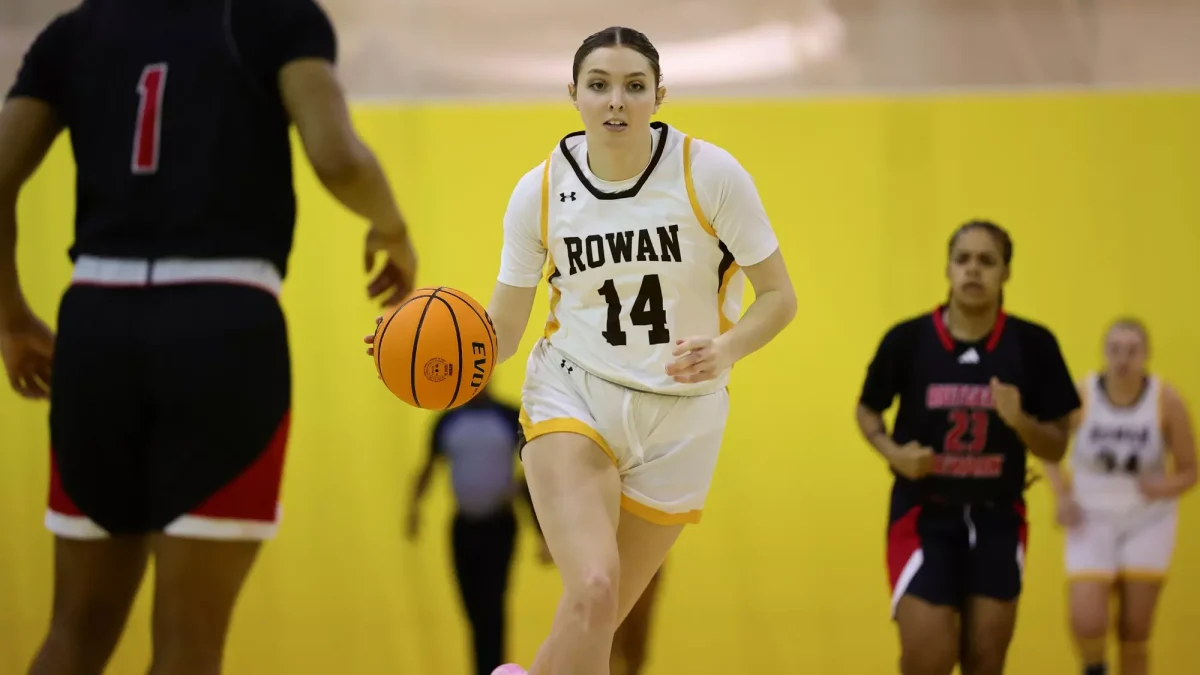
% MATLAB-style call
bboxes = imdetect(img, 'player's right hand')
[364,223,417,308]
[1055,495,1082,528]
[888,441,935,480]
[364,315,381,358]
[0,308,54,399]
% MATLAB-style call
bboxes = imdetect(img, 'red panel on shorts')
[188,410,291,522]
[886,505,922,591]
[1014,500,1028,550]
[47,449,84,516]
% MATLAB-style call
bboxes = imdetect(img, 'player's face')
[946,228,1008,310]
[1104,327,1147,380]
[569,47,663,143]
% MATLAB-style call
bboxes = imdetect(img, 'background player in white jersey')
[485,26,796,675]
[1041,319,1196,675]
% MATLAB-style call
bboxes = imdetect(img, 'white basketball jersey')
[535,123,744,396]
[1070,372,1167,511]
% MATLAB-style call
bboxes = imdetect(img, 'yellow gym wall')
[1,89,1198,674]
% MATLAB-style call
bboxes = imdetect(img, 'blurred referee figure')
[0,1,416,674]
[406,384,551,675]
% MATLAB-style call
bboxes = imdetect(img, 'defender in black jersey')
[856,220,1080,675]
[0,1,416,673]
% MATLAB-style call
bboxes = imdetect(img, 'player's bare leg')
[1068,580,1112,672]
[959,596,1018,675]
[1116,579,1162,675]
[611,566,664,675]
[28,536,150,675]
[894,596,958,675]
[614,512,678,628]
[147,535,261,675]
[522,433,622,675]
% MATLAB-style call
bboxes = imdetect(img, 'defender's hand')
[0,309,54,399]
[364,224,417,308]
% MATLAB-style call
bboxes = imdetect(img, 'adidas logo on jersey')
[958,348,980,364]
[559,192,577,202]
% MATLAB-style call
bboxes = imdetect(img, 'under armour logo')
[559,358,574,374]
[559,192,576,202]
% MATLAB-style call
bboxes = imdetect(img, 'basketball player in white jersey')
[1040,319,1196,675]
[480,26,794,675]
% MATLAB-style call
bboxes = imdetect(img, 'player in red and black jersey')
[0,1,416,673]
[856,220,1081,675]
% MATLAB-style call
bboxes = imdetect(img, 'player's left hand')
[665,336,732,384]
[0,308,54,399]
[990,377,1025,428]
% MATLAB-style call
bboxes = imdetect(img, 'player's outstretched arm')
[0,98,61,323]
[280,59,407,234]
[491,164,546,365]
[280,59,416,304]
[489,282,538,365]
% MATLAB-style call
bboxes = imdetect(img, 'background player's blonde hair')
[1106,316,1150,354]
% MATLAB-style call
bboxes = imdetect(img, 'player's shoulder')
[30,3,86,41]
[1003,313,1063,348]
[884,311,936,342]
[503,159,549,218]
[511,159,547,196]
[683,132,746,174]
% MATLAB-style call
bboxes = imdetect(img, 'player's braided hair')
[947,219,1013,307]
[572,27,663,87]
[948,219,1013,266]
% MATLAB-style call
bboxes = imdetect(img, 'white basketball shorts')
[1066,500,1178,582]
[518,338,730,525]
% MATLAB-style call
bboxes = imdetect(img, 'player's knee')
[1117,615,1152,644]
[960,638,1008,675]
[563,567,620,632]
[1070,606,1109,640]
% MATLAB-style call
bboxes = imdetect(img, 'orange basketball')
[373,286,497,410]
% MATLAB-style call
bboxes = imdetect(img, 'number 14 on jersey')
[598,274,670,346]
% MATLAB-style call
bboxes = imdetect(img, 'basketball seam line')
[429,288,465,409]
[377,292,432,393]
[409,290,442,408]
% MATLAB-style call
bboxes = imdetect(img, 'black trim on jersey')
[931,305,1008,352]
[717,240,735,285]
[1097,373,1152,409]
[557,121,671,201]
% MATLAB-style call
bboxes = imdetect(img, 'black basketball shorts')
[47,259,291,541]
[885,483,1028,618]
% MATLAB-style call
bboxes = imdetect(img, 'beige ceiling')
[2,0,1198,99]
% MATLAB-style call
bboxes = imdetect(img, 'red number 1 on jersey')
[132,63,168,175]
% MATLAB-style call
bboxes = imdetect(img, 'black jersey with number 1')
[859,306,1081,504]
[5,0,337,278]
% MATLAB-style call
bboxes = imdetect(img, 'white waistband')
[71,256,282,297]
